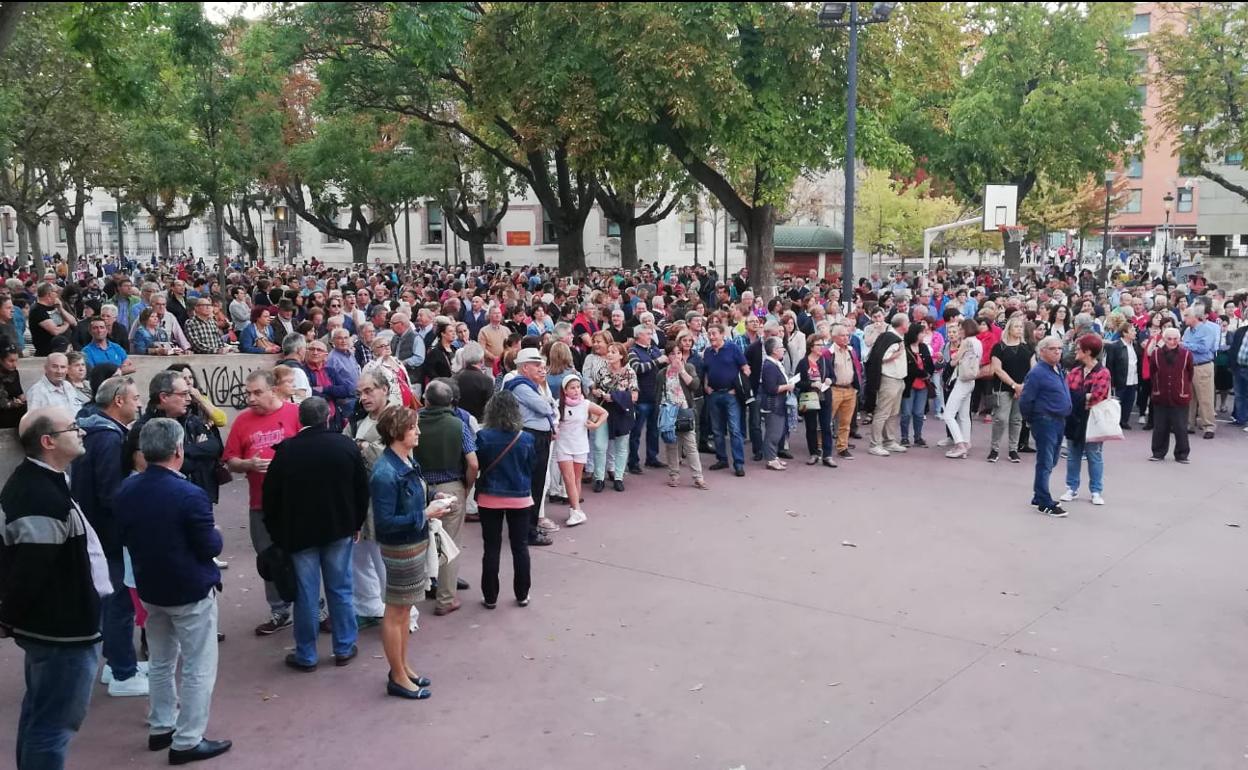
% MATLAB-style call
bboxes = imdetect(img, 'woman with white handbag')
[1060,334,1113,507]
[942,318,983,459]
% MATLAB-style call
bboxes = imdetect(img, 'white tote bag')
[1085,398,1123,442]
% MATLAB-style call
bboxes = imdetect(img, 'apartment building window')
[426,204,443,244]
[682,218,700,245]
[1128,13,1150,36]
[2,212,13,242]
[1177,188,1193,213]
[1226,150,1245,166]
[372,227,388,244]
[606,219,620,237]
[1126,157,1143,178]
[727,216,742,243]
[1124,189,1143,214]
[541,207,559,244]
[57,218,68,242]
[480,206,499,243]
[1130,50,1148,73]
[1133,85,1147,109]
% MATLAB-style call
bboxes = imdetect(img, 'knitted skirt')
[379,540,430,606]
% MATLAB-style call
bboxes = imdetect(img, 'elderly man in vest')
[503,348,558,546]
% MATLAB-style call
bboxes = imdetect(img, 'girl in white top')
[942,318,984,459]
[551,373,607,527]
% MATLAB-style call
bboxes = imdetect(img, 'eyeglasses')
[165,389,193,398]
[49,423,83,436]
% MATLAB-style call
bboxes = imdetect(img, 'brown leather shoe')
[433,599,461,617]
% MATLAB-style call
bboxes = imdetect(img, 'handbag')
[956,350,980,382]
[798,391,822,412]
[255,544,298,603]
[1085,398,1123,442]
[675,407,696,433]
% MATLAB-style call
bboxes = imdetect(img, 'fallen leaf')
[1227,522,1241,528]
[1000,591,1019,596]
[826,682,841,687]
[592,696,608,703]
[522,654,535,661]
[785,509,799,517]
[688,683,704,692]
[582,732,596,737]
[841,541,857,548]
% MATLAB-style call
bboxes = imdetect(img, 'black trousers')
[479,507,531,603]
[523,428,551,541]
[1151,404,1190,460]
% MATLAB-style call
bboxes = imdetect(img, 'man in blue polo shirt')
[701,323,751,477]
[82,317,136,375]
[1181,304,1219,438]
[1019,336,1073,517]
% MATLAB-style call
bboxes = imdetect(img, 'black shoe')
[734,467,745,477]
[1187,428,1196,434]
[333,644,358,667]
[822,456,838,468]
[699,444,716,454]
[708,461,729,471]
[1176,457,1191,464]
[838,449,854,460]
[986,450,999,463]
[169,739,232,765]
[529,532,554,546]
[900,438,911,447]
[217,633,225,643]
[547,494,568,504]
[627,465,643,475]
[1148,456,1164,461]
[1017,446,1036,454]
[777,450,794,460]
[456,578,470,590]
[149,731,174,751]
[914,438,928,448]
[849,431,863,440]
[645,459,667,468]
[482,599,497,609]
[386,679,432,700]
[1144,422,1153,430]
[285,654,317,673]
[1008,451,1020,463]
[1121,424,1133,431]
[1042,504,1068,518]
[1203,431,1215,439]
[592,479,605,493]
[517,596,530,607]
[612,479,625,492]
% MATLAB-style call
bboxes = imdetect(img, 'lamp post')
[819,2,897,312]
[1100,171,1114,281]
[1161,191,1174,282]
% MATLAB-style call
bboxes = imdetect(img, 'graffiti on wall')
[195,362,262,411]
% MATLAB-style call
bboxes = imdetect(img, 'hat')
[278,298,295,312]
[515,348,545,366]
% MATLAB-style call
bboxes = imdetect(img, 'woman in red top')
[1060,334,1112,507]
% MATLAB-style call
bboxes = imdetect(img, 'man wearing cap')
[503,348,558,546]
[272,299,298,340]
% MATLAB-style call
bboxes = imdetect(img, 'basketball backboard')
[982,184,1018,232]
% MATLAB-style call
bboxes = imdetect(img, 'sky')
[204,2,266,23]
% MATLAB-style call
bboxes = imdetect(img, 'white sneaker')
[937,437,952,447]
[883,443,908,453]
[107,671,149,697]
[213,557,229,569]
[100,660,149,685]
[1091,493,1105,506]
[1138,414,1147,426]
[1059,489,1077,502]
[566,509,587,527]
[867,446,891,457]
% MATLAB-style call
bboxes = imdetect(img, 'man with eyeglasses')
[123,370,224,501]
[70,376,146,696]
[1,407,106,770]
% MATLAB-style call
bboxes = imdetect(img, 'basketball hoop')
[998,224,1028,244]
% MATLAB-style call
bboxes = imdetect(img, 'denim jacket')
[369,448,428,546]
[475,428,535,498]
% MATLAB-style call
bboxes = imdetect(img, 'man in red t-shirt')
[224,369,300,635]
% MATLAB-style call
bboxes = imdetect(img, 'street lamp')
[819,2,898,310]
[1162,191,1174,282]
[1100,171,1115,281]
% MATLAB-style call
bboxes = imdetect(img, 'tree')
[590,2,962,294]
[1152,2,1248,202]
[425,128,517,268]
[595,159,687,271]
[0,2,27,57]
[1022,173,1130,255]
[898,2,1143,268]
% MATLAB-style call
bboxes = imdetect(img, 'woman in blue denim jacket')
[370,405,446,701]
[474,390,536,609]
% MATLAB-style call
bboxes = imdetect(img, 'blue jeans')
[1116,386,1137,428]
[707,390,745,468]
[101,554,137,681]
[1232,367,1248,425]
[628,401,660,468]
[1065,439,1104,495]
[1029,416,1064,507]
[291,537,357,665]
[899,387,927,441]
[15,638,100,770]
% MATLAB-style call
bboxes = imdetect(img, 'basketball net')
[998,225,1028,244]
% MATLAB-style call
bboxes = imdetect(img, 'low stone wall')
[1203,257,1248,292]
[3,353,278,480]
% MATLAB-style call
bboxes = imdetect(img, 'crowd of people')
[1,251,1246,769]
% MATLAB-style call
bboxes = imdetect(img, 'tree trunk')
[618,222,639,270]
[1001,231,1021,272]
[214,202,227,301]
[350,236,370,264]
[64,226,79,278]
[158,227,172,260]
[468,238,485,267]
[16,222,28,269]
[743,205,776,298]
[25,220,44,280]
[556,225,586,275]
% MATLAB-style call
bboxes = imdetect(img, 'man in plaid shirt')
[185,298,227,355]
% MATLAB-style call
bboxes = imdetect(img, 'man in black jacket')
[1,407,108,770]
[262,397,369,672]
[1105,323,1143,430]
[1229,322,1248,428]
[124,370,224,501]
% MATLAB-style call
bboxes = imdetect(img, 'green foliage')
[901,2,1143,208]
[1152,1,1248,201]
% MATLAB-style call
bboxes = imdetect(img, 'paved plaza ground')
[1,426,1245,769]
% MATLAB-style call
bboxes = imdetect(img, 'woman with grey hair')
[760,336,795,471]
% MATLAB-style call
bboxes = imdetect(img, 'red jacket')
[1149,346,1193,407]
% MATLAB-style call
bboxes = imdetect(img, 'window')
[1177,188,1193,213]
[372,227,388,244]
[480,206,499,243]
[541,207,558,244]
[321,230,340,244]
[1,212,12,242]
[1128,13,1150,36]
[1124,189,1143,214]
[683,218,700,245]
[606,219,621,237]
[1226,150,1245,166]
[1133,85,1147,109]
[57,218,68,243]
[426,204,443,244]
[727,216,742,243]
[1126,157,1143,178]
[1130,50,1148,73]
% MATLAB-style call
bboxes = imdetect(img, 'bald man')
[26,353,79,412]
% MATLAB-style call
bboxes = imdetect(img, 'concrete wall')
[2,353,277,481]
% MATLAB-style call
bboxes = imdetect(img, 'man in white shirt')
[868,314,910,456]
[26,353,80,412]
